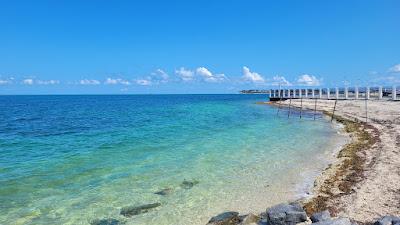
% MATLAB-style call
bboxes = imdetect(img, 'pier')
[267,86,399,101]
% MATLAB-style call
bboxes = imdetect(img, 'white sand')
[272,99,400,222]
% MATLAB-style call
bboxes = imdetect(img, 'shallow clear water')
[0,95,344,225]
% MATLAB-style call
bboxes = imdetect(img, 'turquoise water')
[0,95,344,225]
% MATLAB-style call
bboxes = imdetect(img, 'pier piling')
[393,86,397,100]
[331,100,337,122]
[313,98,317,120]
[335,87,339,99]
[355,86,359,99]
[300,97,303,119]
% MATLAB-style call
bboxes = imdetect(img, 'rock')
[289,202,304,212]
[90,218,122,225]
[312,218,351,225]
[154,188,173,196]
[374,216,400,225]
[310,210,331,223]
[120,203,161,217]
[207,211,240,225]
[259,218,269,225]
[240,213,260,225]
[266,203,307,225]
[296,221,311,225]
[181,179,199,189]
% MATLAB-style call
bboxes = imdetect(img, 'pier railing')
[268,86,399,101]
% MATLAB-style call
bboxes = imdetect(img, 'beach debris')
[311,210,331,223]
[90,218,122,225]
[206,211,240,225]
[180,179,199,189]
[120,203,161,217]
[154,188,173,196]
[373,216,400,225]
[266,202,307,225]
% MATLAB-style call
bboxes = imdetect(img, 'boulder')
[240,213,260,225]
[310,210,331,223]
[154,188,173,196]
[120,203,161,217]
[90,218,122,225]
[374,216,400,225]
[266,203,307,225]
[312,218,351,225]
[207,211,241,225]
[181,180,199,189]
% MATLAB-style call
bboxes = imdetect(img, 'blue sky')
[0,0,399,94]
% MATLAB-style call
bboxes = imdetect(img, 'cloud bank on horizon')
[1,64,400,93]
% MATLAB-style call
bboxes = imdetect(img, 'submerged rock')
[374,216,400,225]
[311,210,331,223]
[90,218,122,225]
[207,211,240,225]
[266,203,307,225]
[154,188,173,196]
[120,203,161,217]
[181,179,199,189]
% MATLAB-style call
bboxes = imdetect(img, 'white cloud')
[135,69,170,86]
[23,79,34,85]
[136,79,152,86]
[175,67,194,81]
[270,75,292,86]
[153,69,169,81]
[296,74,321,86]
[79,79,100,85]
[242,66,264,83]
[37,80,60,85]
[150,69,169,84]
[104,78,131,85]
[22,79,60,85]
[0,77,13,85]
[389,64,400,73]
[196,67,227,82]
[196,67,213,78]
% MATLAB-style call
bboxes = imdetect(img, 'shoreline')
[269,99,400,223]
[292,121,350,203]
[302,113,379,217]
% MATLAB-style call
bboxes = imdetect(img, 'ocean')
[0,94,345,225]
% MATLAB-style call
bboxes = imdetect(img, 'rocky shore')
[206,201,400,225]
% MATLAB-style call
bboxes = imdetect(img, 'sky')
[0,0,399,94]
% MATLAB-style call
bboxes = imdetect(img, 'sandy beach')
[271,99,400,223]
